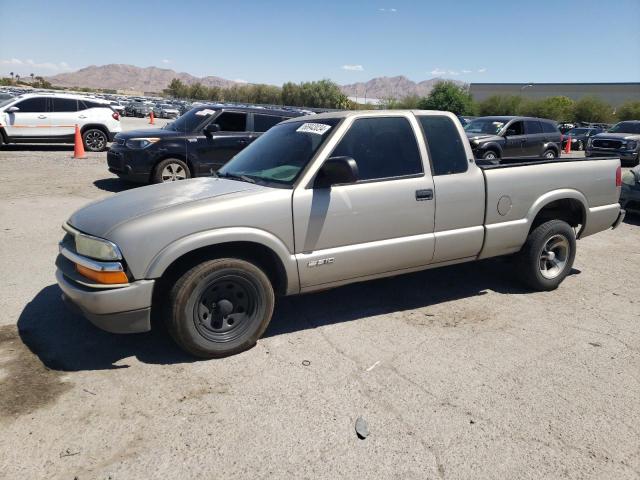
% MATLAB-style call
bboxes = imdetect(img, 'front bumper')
[107,146,155,183]
[586,148,639,163]
[56,261,155,334]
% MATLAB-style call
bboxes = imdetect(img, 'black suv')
[464,116,562,163]
[108,105,309,183]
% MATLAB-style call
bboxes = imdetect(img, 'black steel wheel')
[166,258,275,358]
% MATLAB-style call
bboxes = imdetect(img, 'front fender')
[476,141,503,157]
[144,227,300,294]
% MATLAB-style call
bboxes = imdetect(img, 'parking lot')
[1,117,639,479]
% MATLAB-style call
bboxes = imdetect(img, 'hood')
[466,132,502,142]
[593,132,640,140]
[114,128,178,140]
[68,177,263,238]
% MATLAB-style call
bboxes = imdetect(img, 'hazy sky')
[1,0,639,85]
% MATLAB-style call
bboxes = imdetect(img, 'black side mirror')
[204,123,221,135]
[314,156,359,188]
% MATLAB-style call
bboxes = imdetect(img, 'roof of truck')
[283,109,460,122]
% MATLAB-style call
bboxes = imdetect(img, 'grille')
[593,139,622,149]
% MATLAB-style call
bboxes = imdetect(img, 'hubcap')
[485,152,496,160]
[193,275,257,342]
[85,131,106,150]
[539,234,569,279]
[161,163,186,182]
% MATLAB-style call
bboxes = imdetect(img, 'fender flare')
[525,188,588,234]
[144,227,300,294]
[477,141,503,157]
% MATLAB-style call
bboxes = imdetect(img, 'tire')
[543,149,557,159]
[166,258,275,358]
[516,219,576,291]
[482,150,500,165]
[152,158,191,183]
[576,140,584,151]
[82,128,108,152]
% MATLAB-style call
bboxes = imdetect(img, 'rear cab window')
[418,115,468,175]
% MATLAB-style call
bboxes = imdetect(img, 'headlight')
[75,234,122,260]
[626,141,638,150]
[125,137,160,149]
[622,171,637,186]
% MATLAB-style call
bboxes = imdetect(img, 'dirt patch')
[0,324,72,421]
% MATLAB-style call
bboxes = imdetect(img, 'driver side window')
[213,112,247,132]
[507,121,524,135]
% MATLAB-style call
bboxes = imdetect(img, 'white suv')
[0,93,122,151]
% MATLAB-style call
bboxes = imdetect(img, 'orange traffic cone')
[73,124,87,159]
[564,134,571,154]
[149,110,155,125]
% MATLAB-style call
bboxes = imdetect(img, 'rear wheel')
[152,158,191,183]
[82,129,108,152]
[543,149,557,159]
[516,219,576,291]
[166,258,275,358]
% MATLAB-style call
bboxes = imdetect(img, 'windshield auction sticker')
[296,123,332,135]
[195,109,217,116]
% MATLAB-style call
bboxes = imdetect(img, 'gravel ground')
[0,119,639,479]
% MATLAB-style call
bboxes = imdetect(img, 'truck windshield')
[218,118,341,188]
[464,119,506,135]
[168,107,220,133]
[608,122,640,134]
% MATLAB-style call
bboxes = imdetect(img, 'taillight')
[615,165,622,187]
[112,111,120,121]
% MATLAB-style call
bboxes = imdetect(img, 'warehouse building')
[469,83,640,108]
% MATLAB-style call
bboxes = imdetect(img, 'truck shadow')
[0,144,74,152]
[93,178,138,193]
[17,259,578,372]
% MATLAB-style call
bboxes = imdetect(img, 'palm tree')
[30,73,34,83]
[15,74,21,83]
[9,71,14,81]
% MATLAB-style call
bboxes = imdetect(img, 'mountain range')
[46,64,461,98]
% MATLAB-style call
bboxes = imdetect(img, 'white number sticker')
[296,123,332,135]
[195,108,217,116]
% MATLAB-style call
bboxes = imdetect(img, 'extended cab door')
[196,111,250,174]
[417,114,485,263]
[292,114,436,289]
[3,96,51,138]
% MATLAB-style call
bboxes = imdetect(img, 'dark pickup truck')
[586,120,640,166]
[464,116,562,163]
[108,105,309,183]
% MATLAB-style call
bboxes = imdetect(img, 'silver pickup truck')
[56,110,625,357]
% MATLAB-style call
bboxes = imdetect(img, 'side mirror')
[204,123,221,135]
[314,156,359,188]
[7,106,19,113]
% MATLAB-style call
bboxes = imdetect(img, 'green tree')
[572,96,614,123]
[517,96,574,121]
[477,95,523,116]
[418,81,475,115]
[616,101,640,121]
[188,82,208,100]
[164,78,188,98]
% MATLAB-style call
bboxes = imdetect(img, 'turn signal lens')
[76,264,128,284]
[615,166,622,187]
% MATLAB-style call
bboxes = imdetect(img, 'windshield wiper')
[216,172,256,184]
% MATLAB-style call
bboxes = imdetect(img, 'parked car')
[108,105,308,183]
[125,102,152,117]
[57,110,624,357]
[154,103,180,119]
[620,165,640,215]
[585,120,640,166]
[464,116,561,163]
[0,93,121,151]
[561,127,604,151]
[109,101,125,115]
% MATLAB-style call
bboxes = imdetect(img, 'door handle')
[38,115,47,119]
[78,115,88,119]
[415,189,433,201]
[237,139,248,145]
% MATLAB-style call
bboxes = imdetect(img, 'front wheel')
[543,149,557,159]
[152,158,191,183]
[166,258,275,358]
[516,219,576,291]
